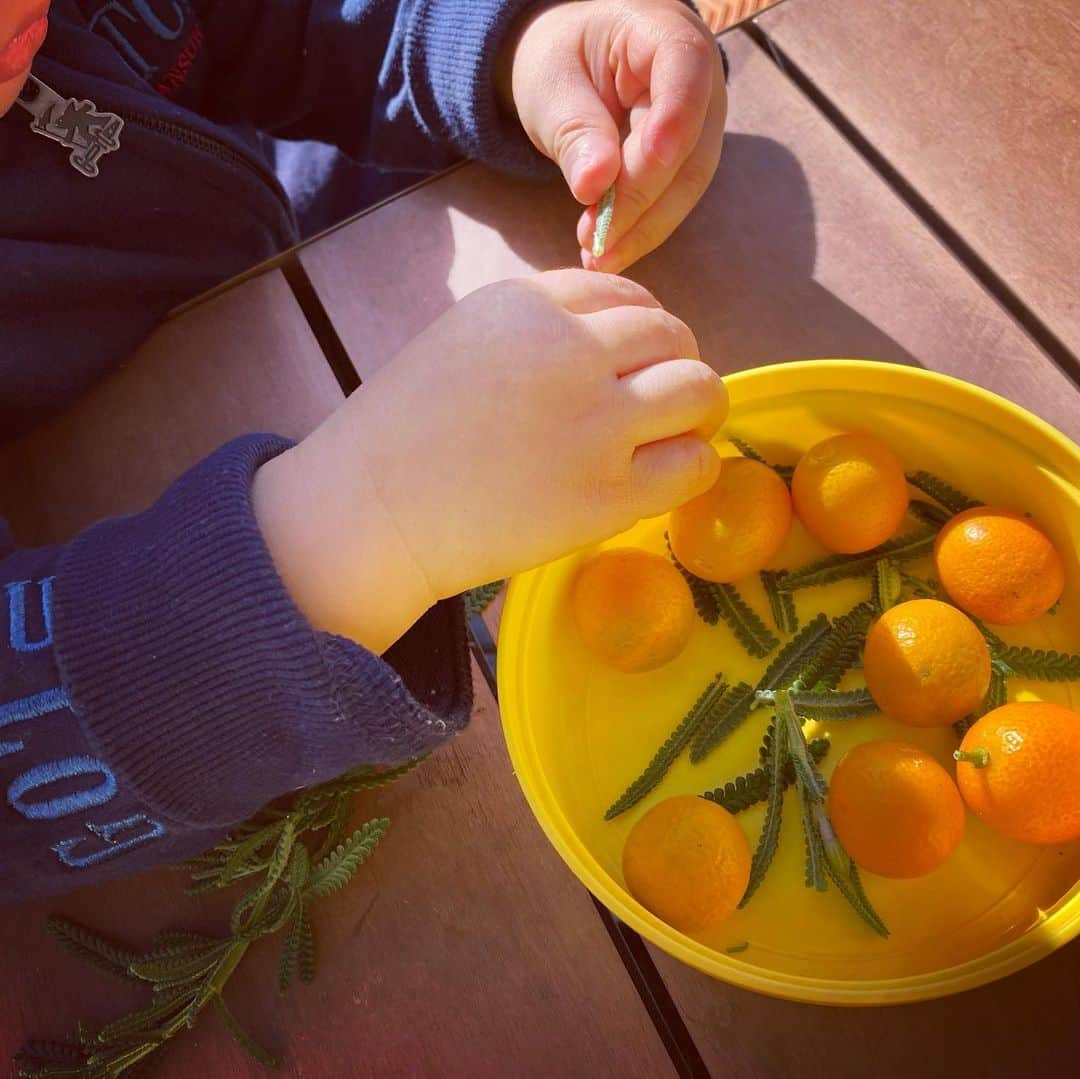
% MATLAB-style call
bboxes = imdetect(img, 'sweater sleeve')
[191,0,550,177]
[0,435,471,903]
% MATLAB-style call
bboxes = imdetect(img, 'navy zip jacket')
[0,0,551,902]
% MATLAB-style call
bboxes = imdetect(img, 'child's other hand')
[503,0,726,274]
[255,271,726,652]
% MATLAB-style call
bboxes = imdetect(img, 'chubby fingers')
[580,303,700,372]
[530,267,661,313]
[578,302,726,440]
[589,71,726,273]
[601,23,715,245]
[580,48,726,273]
[619,358,728,444]
[630,434,722,519]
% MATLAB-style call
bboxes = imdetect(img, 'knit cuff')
[53,435,471,830]
[408,0,554,178]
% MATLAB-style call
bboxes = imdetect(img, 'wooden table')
[2,7,1077,1078]
[756,0,1080,369]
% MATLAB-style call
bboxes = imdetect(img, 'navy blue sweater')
[0,0,551,902]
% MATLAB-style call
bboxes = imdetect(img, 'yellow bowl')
[498,360,1080,1005]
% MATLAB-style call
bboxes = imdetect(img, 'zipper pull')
[15,73,123,178]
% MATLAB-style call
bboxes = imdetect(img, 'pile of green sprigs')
[605,442,1080,937]
[14,760,421,1079]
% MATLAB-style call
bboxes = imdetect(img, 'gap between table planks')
[293,26,1080,1079]
[0,272,675,1078]
[756,0,1080,379]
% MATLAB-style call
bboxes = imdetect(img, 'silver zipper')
[15,73,123,178]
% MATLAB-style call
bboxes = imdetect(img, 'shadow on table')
[435,133,923,377]
[659,939,1079,1078]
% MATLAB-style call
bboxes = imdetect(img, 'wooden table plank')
[757,0,1080,361]
[0,274,672,1076]
[300,27,1080,1078]
[269,660,674,1079]
[0,271,340,543]
[647,943,1080,1079]
[298,44,1077,441]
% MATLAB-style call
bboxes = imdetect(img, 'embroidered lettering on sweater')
[9,755,117,819]
[155,23,204,97]
[7,577,54,651]
[54,813,167,867]
[80,0,205,96]
[0,687,69,757]
[1,576,166,870]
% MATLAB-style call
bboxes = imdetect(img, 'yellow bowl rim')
[497,358,1080,1006]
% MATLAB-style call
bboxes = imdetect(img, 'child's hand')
[502,0,726,274]
[254,270,726,652]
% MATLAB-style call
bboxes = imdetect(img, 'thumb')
[543,81,622,205]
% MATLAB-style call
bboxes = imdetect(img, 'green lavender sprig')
[592,185,616,258]
[739,706,788,908]
[728,436,794,481]
[812,801,889,937]
[907,499,951,529]
[761,570,798,634]
[714,582,780,658]
[752,614,833,703]
[871,559,902,612]
[779,700,888,935]
[736,696,888,935]
[688,682,758,764]
[798,603,876,691]
[981,665,1009,716]
[605,678,726,819]
[954,663,1009,737]
[729,436,767,464]
[666,536,778,657]
[900,571,940,600]
[975,622,1080,682]
[702,737,829,814]
[988,644,1080,682]
[905,471,979,514]
[464,581,504,618]
[756,688,878,722]
[799,787,828,893]
[778,528,937,592]
[17,760,421,1078]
